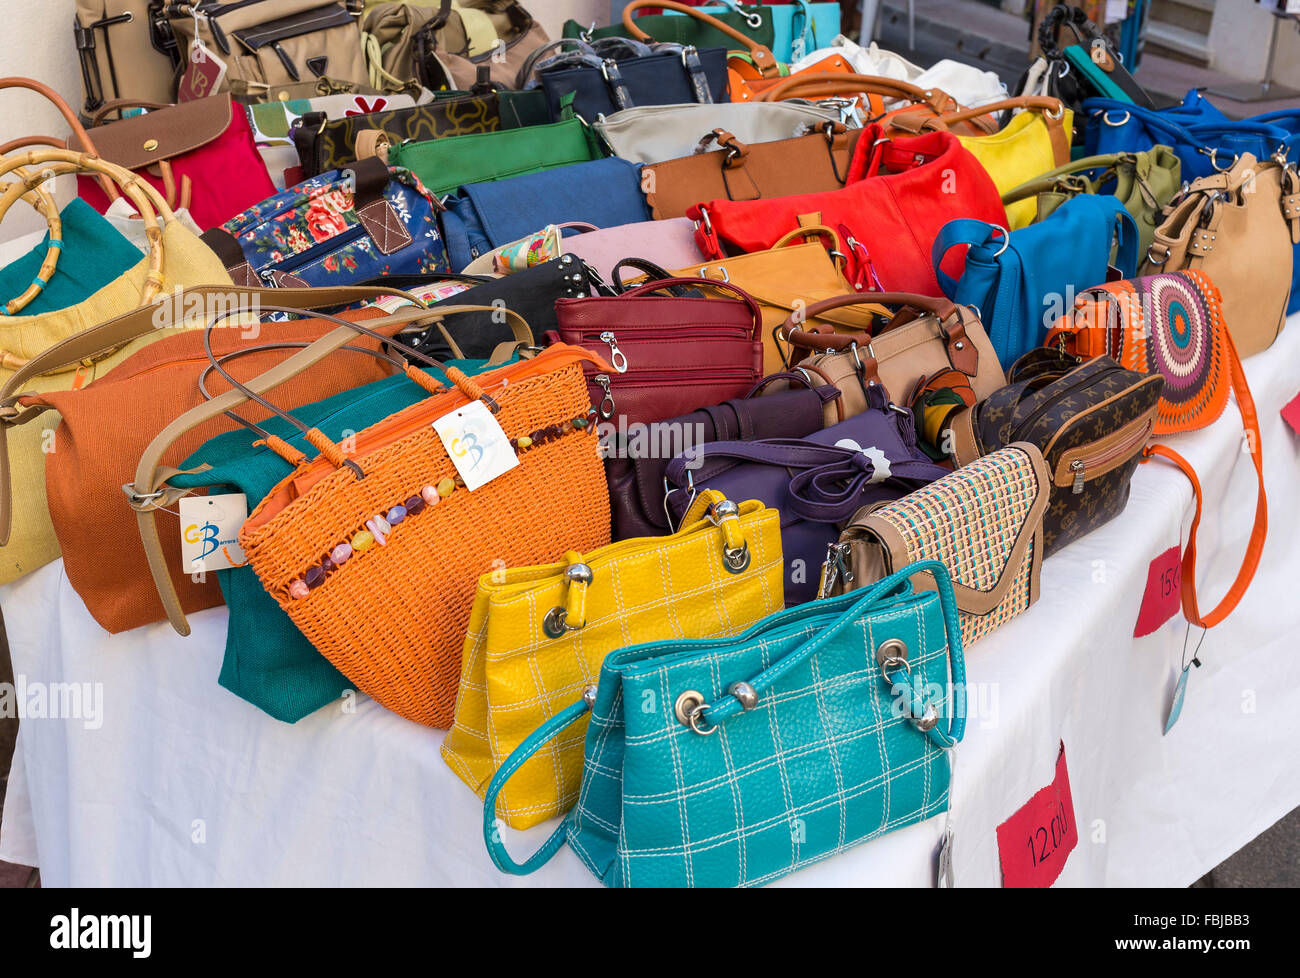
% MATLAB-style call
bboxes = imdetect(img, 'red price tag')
[1134,545,1182,637]
[1282,389,1300,438]
[996,742,1078,888]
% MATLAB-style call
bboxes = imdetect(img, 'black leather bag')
[606,377,842,540]
[534,38,730,123]
[376,255,609,361]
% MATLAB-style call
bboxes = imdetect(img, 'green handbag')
[166,315,524,723]
[384,97,605,198]
[1000,146,1181,255]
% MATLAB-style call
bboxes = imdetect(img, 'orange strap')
[1142,329,1266,629]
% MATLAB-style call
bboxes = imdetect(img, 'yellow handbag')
[670,218,890,377]
[890,97,1072,230]
[0,149,232,585]
[442,491,785,829]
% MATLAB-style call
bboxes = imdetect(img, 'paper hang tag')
[995,742,1079,888]
[1164,665,1191,735]
[179,494,248,573]
[178,39,227,102]
[1281,389,1300,437]
[1134,545,1182,637]
[432,399,519,492]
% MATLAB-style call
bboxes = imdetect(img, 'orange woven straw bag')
[140,304,612,727]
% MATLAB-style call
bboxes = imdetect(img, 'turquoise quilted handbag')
[483,561,966,887]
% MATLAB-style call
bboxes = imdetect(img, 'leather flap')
[76,98,233,170]
[847,442,1050,616]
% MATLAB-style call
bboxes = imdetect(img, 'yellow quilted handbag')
[442,490,785,829]
[892,97,1072,230]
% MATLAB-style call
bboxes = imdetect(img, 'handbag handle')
[0,77,119,202]
[1000,151,1135,206]
[88,98,173,126]
[480,558,966,877]
[776,291,960,345]
[0,166,62,317]
[915,95,1065,130]
[0,148,173,315]
[127,301,533,637]
[615,276,764,335]
[754,72,955,113]
[621,0,781,78]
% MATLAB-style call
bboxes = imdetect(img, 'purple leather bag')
[664,386,950,605]
[605,381,842,540]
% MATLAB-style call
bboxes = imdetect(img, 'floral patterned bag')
[200,157,449,288]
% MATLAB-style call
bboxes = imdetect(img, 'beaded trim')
[287,410,598,599]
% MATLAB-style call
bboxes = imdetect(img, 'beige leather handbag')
[767,292,1006,418]
[1143,153,1299,358]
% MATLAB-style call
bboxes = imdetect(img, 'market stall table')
[2,316,1298,888]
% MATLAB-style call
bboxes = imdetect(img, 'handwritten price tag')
[432,399,518,491]
[996,742,1078,888]
[1134,545,1182,637]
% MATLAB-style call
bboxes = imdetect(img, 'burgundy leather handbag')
[605,378,843,540]
[550,277,765,428]
[688,123,1008,297]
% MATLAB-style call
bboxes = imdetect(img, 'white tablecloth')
[3,316,1299,888]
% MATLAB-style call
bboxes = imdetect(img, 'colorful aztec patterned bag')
[1045,270,1266,629]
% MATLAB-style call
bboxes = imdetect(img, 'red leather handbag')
[72,96,276,231]
[550,277,764,428]
[689,123,1008,297]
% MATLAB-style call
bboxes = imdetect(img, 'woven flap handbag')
[551,275,764,428]
[947,349,1163,558]
[931,192,1139,368]
[483,560,965,887]
[641,121,861,221]
[201,156,449,288]
[1142,153,1298,358]
[443,490,785,830]
[663,387,950,605]
[1044,270,1265,630]
[594,100,845,165]
[770,291,1006,415]
[1000,146,1182,250]
[133,303,612,726]
[0,140,233,586]
[689,123,1008,298]
[823,444,1050,648]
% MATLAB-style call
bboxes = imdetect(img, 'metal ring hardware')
[674,689,716,735]
[542,562,594,638]
[707,498,751,574]
[989,225,1010,258]
[876,637,910,673]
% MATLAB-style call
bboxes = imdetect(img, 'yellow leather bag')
[0,150,232,585]
[442,491,784,829]
[891,97,1072,230]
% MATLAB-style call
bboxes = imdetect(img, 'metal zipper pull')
[817,542,854,599]
[1070,459,1086,494]
[593,373,615,419]
[598,331,628,373]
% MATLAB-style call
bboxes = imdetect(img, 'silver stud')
[729,681,758,711]
[583,685,597,708]
[913,703,940,732]
[563,562,594,586]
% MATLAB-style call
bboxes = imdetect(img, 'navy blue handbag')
[439,157,652,270]
[931,193,1139,366]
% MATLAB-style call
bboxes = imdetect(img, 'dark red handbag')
[688,123,1008,297]
[73,96,276,232]
[550,277,764,428]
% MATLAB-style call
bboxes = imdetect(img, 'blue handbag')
[439,157,651,271]
[201,157,449,288]
[483,558,966,887]
[1083,89,1291,181]
[931,193,1139,366]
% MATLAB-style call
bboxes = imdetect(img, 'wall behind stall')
[0,0,607,244]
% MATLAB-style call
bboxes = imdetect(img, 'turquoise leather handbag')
[483,560,966,887]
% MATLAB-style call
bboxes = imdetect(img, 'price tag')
[996,742,1078,888]
[1105,0,1129,23]
[432,399,518,491]
[179,493,248,573]
[1134,545,1182,637]
[1281,389,1300,437]
[178,39,227,102]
